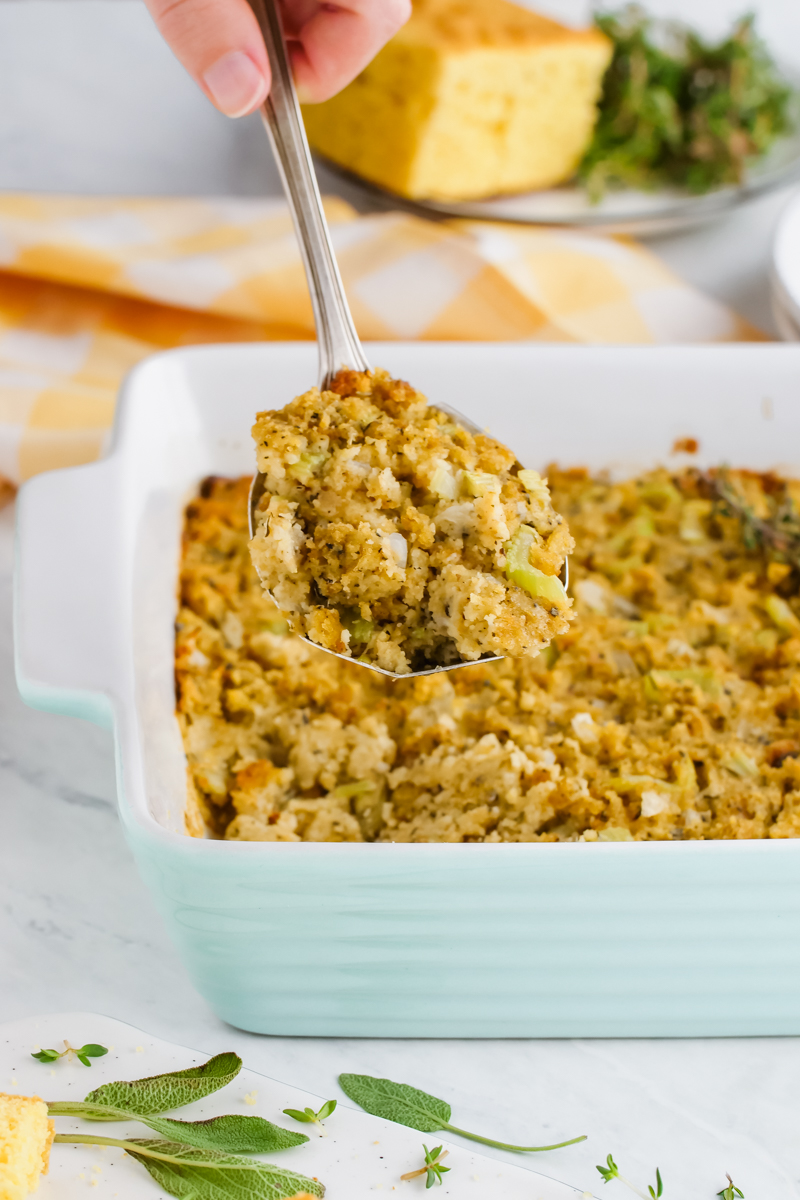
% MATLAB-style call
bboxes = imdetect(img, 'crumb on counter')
[177,466,800,843]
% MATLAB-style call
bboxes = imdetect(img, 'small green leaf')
[597,1153,619,1184]
[77,1055,91,1067]
[283,1108,315,1124]
[77,1044,109,1059]
[84,1053,242,1116]
[283,1100,336,1127]
[31,1049,60,1063]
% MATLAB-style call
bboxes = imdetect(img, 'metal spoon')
[246,0,565,679]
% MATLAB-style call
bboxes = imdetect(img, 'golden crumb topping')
[250,368,573,675]
[178,466,800,843]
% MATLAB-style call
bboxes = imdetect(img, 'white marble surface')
[3,1,800,1195]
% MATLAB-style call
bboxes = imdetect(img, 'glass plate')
[316,77,800,236]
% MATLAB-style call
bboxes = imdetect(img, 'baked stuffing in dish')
[178,467,800,843]
[250,368,573,674]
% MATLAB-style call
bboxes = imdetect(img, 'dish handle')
[14,458,125,730]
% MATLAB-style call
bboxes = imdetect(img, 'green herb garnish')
[400,1144,451,1189]
[32,1042,108,1067]
[48,1053,307,1153]
[717,1175,745,1200]
[338,1073,585,1153]
[710,467,800,570]
[597,1153,663,1199]
[283,1100,337,1128]
[45,1053,319,1198]
[580,6,793,199]
[52,1136,323,1200]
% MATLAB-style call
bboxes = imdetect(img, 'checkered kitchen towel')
[0,193,762,486]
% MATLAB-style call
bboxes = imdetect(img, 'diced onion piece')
[387,532,408,568]
[429,461,459,500]
[679,499,711,544]
[505,525,568,610]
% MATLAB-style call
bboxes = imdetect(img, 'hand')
[142,0,410,118]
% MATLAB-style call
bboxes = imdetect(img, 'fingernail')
[203,50,266,117]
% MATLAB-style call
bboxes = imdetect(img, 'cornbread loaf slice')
[302,0,612,201]
[0,1095,54,1200]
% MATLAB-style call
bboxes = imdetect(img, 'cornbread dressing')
[301,0,612,201]
[178,467,800,843]
[250,368,573,674]
[0,1096,53,1200]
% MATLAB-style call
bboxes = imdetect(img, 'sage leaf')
[144,1116,308,1153]
[47,1100,306,1154]
[82,1053,242,1116]
[338,1075,450,1134]
[339,1073,586,1154]
[125,1138,324,1200]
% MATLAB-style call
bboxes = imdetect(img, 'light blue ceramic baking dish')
[15,341,800,1037]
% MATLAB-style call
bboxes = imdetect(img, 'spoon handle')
[248,0,370,387]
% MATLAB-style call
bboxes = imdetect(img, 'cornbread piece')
[0,1095,54,1200]
[178,468,800,843]
[302,0,612,201]
[249,368,573,675]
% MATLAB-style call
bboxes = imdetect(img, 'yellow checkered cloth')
[0,193,762,485]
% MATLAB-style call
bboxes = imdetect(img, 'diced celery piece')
[598,827,634,841]
[639,479,682,509]
[287,450,328,483]
[342,612,374,644]
[764,594,800,636]
[505,526,568,610]
[517,469,550,505]
[462,470,501,497]
[260,618,289,636]
[720,752,759,779]
[332,780,376,799]
[646,668,721,697]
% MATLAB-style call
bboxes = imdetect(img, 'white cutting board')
[0,1014,595,1200]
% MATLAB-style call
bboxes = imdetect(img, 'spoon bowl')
[246,0,567,679]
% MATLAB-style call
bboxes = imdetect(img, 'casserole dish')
[14,341,800,1038]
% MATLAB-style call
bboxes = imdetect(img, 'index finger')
[282,0,411,103]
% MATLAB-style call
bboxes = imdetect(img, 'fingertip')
[202,48,269,117]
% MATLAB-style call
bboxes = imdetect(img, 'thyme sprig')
[400,1144,450,1189]
[580,6,794,200]
[32,1042,108,1067]
[283,1100,337,1129]
[708,468,800,569]
[597,1153,663,1199]
[717,1175,745,1200]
